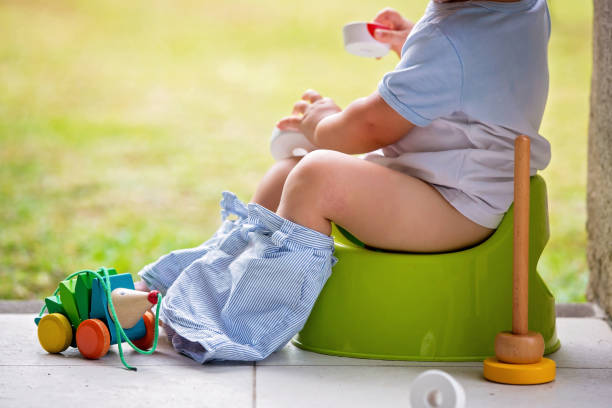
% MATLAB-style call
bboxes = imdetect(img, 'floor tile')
[0,314,214,367]
[261,318,612,369]
[0,364,254,408]
[548,318,612,369]
[3,313,612,408]
[260,341,481,367]
[256,365,612,408]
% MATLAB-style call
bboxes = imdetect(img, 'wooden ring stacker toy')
[483,135,556,385]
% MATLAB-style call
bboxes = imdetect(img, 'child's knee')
[287,150,344,187]
[273,156,302,181]
[283,150,348,213]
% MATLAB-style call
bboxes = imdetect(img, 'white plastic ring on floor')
[269,127,316,161]
[409,370,466,408]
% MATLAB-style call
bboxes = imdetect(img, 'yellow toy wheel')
[38,313,73,353]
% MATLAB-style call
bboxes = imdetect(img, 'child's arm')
[313,92,414,153]
[277,90,414,154]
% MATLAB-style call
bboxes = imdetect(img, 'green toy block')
[58,278,81,327]
[104,268,118,277]
[92,267,118,282]
[44,295,66,315]
[76,268,118,290]
[75,274,92,321]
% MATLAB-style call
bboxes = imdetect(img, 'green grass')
[0,0,593,302]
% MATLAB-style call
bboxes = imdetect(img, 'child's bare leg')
[277,150,494,252]
[251,157,301,211]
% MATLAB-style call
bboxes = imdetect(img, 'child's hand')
[372,8,414,58]
[276,89,341,144]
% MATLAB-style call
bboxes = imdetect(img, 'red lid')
[366,22,390,38]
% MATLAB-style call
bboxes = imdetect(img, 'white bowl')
[343,22,391,58]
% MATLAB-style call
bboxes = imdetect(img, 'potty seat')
[294,175,560,361]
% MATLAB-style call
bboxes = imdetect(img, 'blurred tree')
[587,0,612,316]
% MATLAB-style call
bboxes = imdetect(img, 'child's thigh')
[314,152,493,252]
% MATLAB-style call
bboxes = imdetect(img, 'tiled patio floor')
[1,310,610,407]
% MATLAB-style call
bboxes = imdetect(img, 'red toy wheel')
[132,311,155,350]
[76,319,111,359]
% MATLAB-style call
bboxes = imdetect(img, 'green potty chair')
[294,175,560,361]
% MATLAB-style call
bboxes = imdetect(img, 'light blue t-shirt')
[365,0,551,228]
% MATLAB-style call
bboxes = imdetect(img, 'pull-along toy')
[35,267,162,371]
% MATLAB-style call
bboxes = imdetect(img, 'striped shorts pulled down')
[138,191,251,296]
[139,191,337,363]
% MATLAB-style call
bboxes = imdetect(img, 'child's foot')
[134,280,150,292]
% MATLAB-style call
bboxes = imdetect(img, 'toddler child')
[136,0,551,363]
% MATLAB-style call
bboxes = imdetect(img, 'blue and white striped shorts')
[138,192,251,296]
[139,191,337,363]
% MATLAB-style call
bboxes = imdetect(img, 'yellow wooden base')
[483,357,556,385]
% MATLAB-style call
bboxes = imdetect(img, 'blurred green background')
[0,0,592,301]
